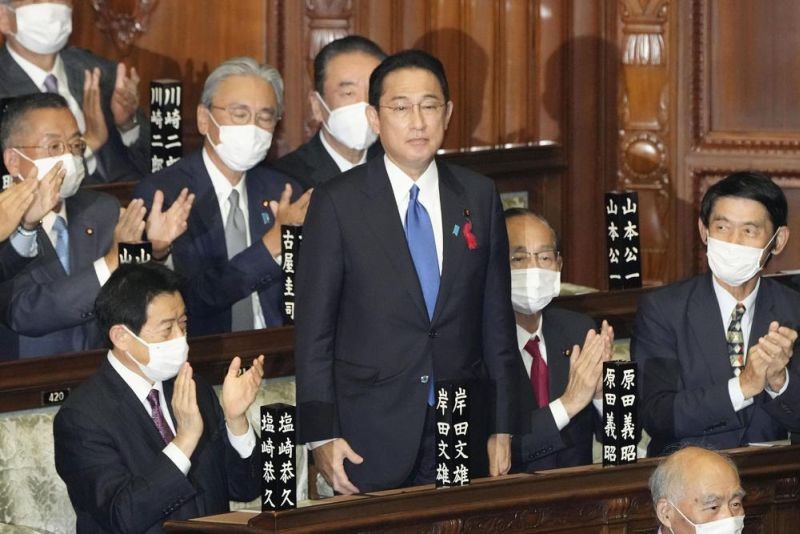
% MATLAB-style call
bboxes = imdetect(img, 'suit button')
[420,375,429,384]
[428,329,438,338]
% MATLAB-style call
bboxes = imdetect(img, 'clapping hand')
[145,188,195,259]
[111,63,140,129]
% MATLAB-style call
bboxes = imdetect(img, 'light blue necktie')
[53,215,70,275]
[405,185,439,405]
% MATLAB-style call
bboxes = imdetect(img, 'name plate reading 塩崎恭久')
[602,361,639,466]
[260,403,297,511]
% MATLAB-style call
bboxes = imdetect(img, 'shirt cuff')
[549,398,570,431]
[729,376,754,412]
[307,438,335,450]
[93,256,112,286]
[163,442,191,475]
[766,369,790,398]
[9,229,38,258]
[119,124,141,147]
[592,397,603,417]
[226,421,257,459]
[274,254,282,266]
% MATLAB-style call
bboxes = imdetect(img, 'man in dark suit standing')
[54,262,263,533]
[273,35,385,190]
[504,208,612,472]
[296,50,518,494]
[134,57,310,336]
[0,93,191,359]
[0,0,149,182]
[633,171,800,456]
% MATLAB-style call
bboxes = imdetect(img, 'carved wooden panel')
[90,0,159,55]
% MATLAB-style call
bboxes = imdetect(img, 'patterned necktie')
[727,303,746,376]
[146,389,175,445]
[52,215,70,275]
[525,335,549,408]
[405,184,439,405]
[43,74,59,94]
[224,189,254,331]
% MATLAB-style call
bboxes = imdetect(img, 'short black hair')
[95,263,184,348]
[0,93,70,150]
[368,49,450,107]
[314,35,386,95]
[504,207,561,253]
[700,171,788,231]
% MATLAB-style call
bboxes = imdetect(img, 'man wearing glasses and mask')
[134,57,309,337]
[0,93,191,359]
[633,171,800,456]
[0,0,149,183]
[504,208,613,472]
[274,35,386,190]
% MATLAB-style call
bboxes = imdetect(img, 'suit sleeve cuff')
[119,124,141,147]
[307,438,335,450]
[766,369,790,398]
[549,398,570,431]
[9,230,38,258]
[163,442,191,475]
[592,397,603,417]
[729,377,754,411]
[226,421,257,458]
[94,256,112,286]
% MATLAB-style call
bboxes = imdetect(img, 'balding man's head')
[650,447,745,534]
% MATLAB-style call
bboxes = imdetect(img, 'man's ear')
[655,498,674,530]
[771,225,790,256]
[366,105,380,136]
[3,148,21,177]
[109,324,133,352]
[309,90,325,124]
[0,5,16,36]
[698,217,709,245]
[443,100,454,130]
[196,104,210,137]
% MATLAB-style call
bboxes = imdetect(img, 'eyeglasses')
[15,139,87,158]
[377,101,447,121]
[209,104,278,129]
[510,249,559,269]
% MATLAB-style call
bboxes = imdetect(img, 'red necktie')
[524,335,549,408]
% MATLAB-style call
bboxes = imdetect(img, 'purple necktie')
[43,74,59,94]
[146,389,175,445]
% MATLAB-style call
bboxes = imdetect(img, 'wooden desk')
[163,445,800,533]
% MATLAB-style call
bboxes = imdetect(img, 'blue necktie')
[405,185,439,405]
[53,215,70,275]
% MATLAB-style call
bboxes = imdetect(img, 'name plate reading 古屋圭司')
[281,226,302,324]
[435,381,471,487]
[602,361,639,466]
[260,403,297,511]
[150,80,182,173]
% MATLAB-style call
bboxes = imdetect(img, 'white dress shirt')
[107,351,256,474]
[516,322,603,431]
[6,44,141,175]
[203,148,281,330]
[384,155,443,274]
[41,204,111,285]
[319,130,367,173]
[712,277,789,411]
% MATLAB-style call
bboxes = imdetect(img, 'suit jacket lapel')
[67,195,102,271]
[0,46,40,94]
[245,173,273,241]
[309,133,342,186]
[361,157,429,320]
[748,279,775,351]
[542,311,571,402]
[187,154,226,257]
[34,226,64,279]
[688,274,732,384]
[431,161,467,323]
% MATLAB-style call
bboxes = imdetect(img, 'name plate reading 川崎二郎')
[602,361,639,466]
[150,80,182,173]
[435,381,471,487]
[260,403,297,511]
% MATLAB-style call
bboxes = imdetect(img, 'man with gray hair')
[133,57,310,336]
[649,446,745,533]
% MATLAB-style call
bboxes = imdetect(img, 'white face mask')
[668,501,744,534]
[207,113,272,172]
[316,92,378,151]
[706,231,778,287]
[510,268,561,315]
[122,325,189,382]
[14,150,85,199]
[12,3,73,55]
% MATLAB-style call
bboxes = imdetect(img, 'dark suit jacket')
[0,190,118,360]
[133,150,300,336]
[53,358,261,533]
[512,307,599,472]
[632,273,800,456]
[0,239,33,283]
[295,156,519,492]
[0,45,150,183]
[272,131,384,191]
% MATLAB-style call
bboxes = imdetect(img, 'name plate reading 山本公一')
[42,387,70,406]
